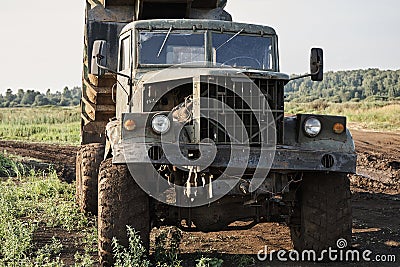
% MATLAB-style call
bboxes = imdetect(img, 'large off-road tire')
[289,173,352,252]
[81,3,116,145]
[76,143,105,215]
[98,159,150,266]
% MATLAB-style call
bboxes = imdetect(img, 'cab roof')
[121,19,276,36]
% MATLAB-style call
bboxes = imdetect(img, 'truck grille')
[199,76,284,145]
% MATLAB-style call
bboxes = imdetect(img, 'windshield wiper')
[157,26,173,58]
[215,28,244,51]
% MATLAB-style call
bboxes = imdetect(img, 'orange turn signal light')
[124,119,136,131]
[333,123,345,134]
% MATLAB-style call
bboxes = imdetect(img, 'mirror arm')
[289,73,312,81]
[95,57,132,84]
[95,57,132,101]
[289,63,321,81]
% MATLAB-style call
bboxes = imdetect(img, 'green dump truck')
[75,0,356,264]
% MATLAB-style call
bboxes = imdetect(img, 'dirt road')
[178,130,400,266]
[0,140,76,182]
[0,129,399,266]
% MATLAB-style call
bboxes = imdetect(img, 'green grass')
[0,153,96,266]
[0,101,398,147]
[285,101,400,131]
[0,106,80,145]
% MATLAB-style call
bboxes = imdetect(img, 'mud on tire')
[98,158,150,266]
[76,143,104,215]
[289,173,352,252]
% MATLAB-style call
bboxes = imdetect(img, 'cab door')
[116,30,132,117]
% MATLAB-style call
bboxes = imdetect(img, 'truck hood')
[135,67,289,86]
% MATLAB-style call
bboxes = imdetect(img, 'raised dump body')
[98,0,227,20]
[81,0,231,144]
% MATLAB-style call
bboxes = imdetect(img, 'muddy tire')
[81,4,116,145]
[76,143,105,215]
[76,149,83,207]
[98,159,150,266]
[289,173,352,252]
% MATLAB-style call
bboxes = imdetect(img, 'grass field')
[285,101,400,131]
[0,153,96,266]
[0,153,252,266]
[0,106,80,145]
[0,102,398,146]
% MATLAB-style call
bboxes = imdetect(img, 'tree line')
[1,69,399,107]
[285,69,400,103]
[0,87,81,107]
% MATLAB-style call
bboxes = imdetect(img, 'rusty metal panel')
[113,142,357,173]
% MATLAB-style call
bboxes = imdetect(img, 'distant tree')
[49,91,62,105]
[62,86,72,99]
[15,89,25,104]
[0,87,83,107]
[363,78,378,97]
[285,69,400,102]
[59,98,71,106]
[46,89,52,97]
[60,86,72,106]
[21,90,39,106]
[33,94,50,106]
[4,89,16,103]
[9,101,18,107]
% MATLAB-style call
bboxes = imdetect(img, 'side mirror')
[310,48,324,81]
[90,40,108,76]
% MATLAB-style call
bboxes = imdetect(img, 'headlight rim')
[151,114,171,135]
[303,116,322,138]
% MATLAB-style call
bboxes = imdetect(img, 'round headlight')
[304,117,322,137]
[151,114,170,134]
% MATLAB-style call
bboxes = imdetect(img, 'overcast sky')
[0,0,399,93]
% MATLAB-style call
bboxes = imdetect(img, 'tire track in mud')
[0,140,77,182]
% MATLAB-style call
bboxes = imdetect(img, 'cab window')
[119,36,131,71]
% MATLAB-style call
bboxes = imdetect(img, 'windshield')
[139,32,206,65]
[212,32,273,70]
[138,30,274,70]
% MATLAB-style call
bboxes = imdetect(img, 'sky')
[0,0,399,93]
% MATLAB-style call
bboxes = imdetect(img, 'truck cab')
[113,20,283,115]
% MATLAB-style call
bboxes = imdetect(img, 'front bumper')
[112,143,356,174]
